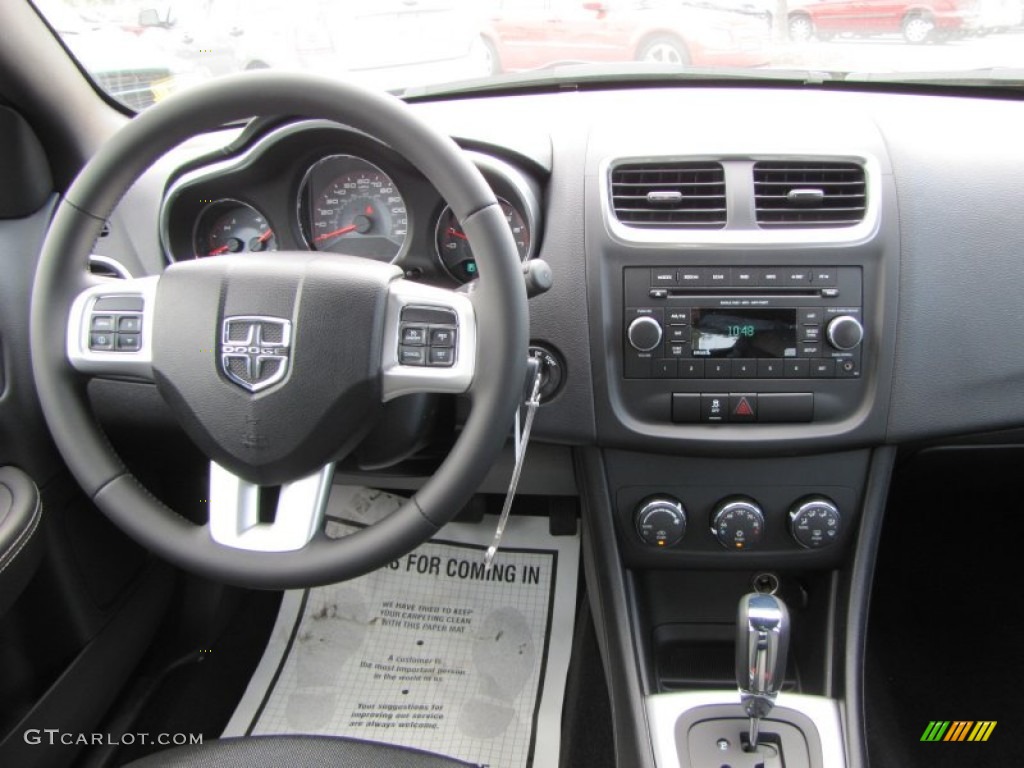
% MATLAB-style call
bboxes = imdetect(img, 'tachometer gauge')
[193,200,276,258]
[300,155,408,261]
[435,198,530,283]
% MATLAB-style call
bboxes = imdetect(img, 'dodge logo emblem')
[220,316,292,392]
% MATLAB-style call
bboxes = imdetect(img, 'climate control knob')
[711,498,765,550]
[627,316,663,352]
[635,496,687,547]
[826,315,864,351]
[788,497,841,549]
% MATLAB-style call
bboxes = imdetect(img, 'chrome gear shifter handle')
[736,593,790,749]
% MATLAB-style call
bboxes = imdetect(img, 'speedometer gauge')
[435,198,530,283]
[299,155,408,261]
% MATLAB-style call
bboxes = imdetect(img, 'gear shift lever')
[736,593,789,750]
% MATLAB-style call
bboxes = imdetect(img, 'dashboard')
[159,122,542,287]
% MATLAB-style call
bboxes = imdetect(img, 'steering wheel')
[29,72,528,589]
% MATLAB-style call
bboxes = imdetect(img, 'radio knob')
[826,315,864,351]
[627,316,663,352]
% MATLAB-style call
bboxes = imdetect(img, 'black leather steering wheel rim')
[29,72,528,589]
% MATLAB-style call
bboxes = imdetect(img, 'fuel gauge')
[193,200,276,258]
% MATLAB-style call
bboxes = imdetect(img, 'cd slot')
[653,287,825,299]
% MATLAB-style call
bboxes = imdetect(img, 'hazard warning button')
[729,394,758,422]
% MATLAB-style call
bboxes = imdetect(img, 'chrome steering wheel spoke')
[66,275,159,382]
[208,461,335,552]
[381,278,477,402]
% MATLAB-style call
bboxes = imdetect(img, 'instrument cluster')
[161,121,541,286]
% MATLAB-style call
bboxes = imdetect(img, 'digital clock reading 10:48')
[728,325,756,338]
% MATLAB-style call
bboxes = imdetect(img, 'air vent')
[754,161,866,228]
[611,162,726,229]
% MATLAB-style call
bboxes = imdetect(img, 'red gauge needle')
[313,224,357,243]
[447,227,468,241]
[258,229,274,243]
[206,244,231,256]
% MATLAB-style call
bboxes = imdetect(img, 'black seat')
[123,735,479,768]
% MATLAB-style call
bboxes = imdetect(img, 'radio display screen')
[691,308,798,358]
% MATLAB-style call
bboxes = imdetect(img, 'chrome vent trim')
[754,161,866,228]
[611,161,726,229]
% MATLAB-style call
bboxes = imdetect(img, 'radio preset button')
[679,360,705,378]
[706,360,731,378]
[732,359,757,378]
[758,359,784,378]
[653,359,677,378]
[784,359,810,378]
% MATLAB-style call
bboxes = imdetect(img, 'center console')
[576,99,899,768]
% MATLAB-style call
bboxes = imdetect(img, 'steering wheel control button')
[94,296,144,312]
[399,346,426,366]
[400,306,456,325]
[116,334,141,351]
[91,315,115,332]
[430,327,455,347]
[89,332,114,351]
[789,497,841,549]
[429,347,454,366]
[118,315,142,333]
[712,498,766,550]
[400,325,427,345]
[635,497,687,547]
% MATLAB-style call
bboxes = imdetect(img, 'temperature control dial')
[789,497,841,549]
[635,497,687,548]
[711,498,765,550]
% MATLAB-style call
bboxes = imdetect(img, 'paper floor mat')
[223,487,579,768]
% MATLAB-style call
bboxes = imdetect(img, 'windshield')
[31,0,1024,109]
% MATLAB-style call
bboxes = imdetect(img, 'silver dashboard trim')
[600,154,883,247]
[208,461,335,552]
[646,691,847,768]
